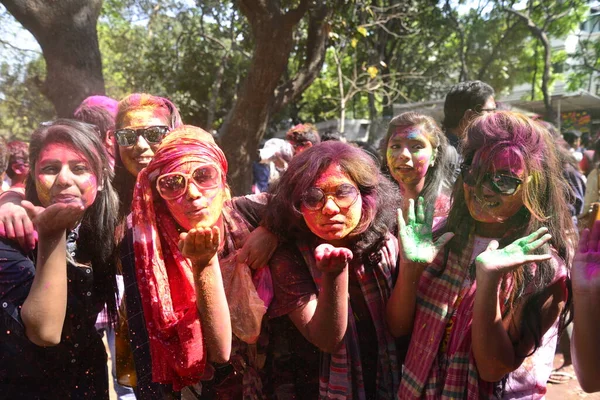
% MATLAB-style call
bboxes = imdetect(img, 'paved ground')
[547,352,600,400]
[105,336,599,400]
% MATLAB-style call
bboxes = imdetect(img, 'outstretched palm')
[572,221,600,292]
[179,226,221,267]
[22,200,84,238]
[397,197,454,264]
[314,243,353,274]
[474,227,552,277]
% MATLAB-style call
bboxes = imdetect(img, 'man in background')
[286,123,321,155]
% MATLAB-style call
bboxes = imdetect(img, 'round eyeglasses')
[460,164,523,196]
[156,165,221,200]
[301,183,360,211]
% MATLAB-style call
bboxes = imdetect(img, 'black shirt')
[0,234,108,399]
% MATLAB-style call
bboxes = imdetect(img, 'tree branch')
[0,38,41,54]
[283,0,310,26]
[477,19,521,79]
[502,7,543,36]
[270,2,332,114]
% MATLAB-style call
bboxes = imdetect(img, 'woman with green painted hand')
[387,111,574,399]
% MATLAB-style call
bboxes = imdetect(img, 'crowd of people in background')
[0,80,599,400]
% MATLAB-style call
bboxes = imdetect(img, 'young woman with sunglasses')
[387,111,573,398]
[0,120,119,398]
[111,93,183,221]
[265,141,403,398]
[382,112,451,227]
[123,125,281,399]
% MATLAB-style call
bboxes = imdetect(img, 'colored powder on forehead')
[121,107,170,128]
[475,146,524,175]
[394,126,422,140]
[146,129,228,186]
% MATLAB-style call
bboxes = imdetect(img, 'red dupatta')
[131,126,225,390]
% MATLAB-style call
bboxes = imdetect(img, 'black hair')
[73,105,116,142]
[562,130,582,148]
[442,80,495,130]
[321,130,344,142]
[25,119,120,324]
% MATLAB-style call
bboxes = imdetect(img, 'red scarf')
[131,126,226,390]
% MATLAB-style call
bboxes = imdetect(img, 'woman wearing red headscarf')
[124,125,273,399]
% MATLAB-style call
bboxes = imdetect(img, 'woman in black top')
[0,120,119,399]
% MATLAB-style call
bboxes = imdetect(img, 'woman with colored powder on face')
[382,112,451,225]
[0,120,119,399]
[112,93,184,220]
[387,111,573,399]
[0,93,183,251]
[125,125,278,399]
[264,141,403,399]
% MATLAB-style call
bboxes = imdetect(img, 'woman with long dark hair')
[381,112,451,224]
[388,111,573,398]
[0,120,119,398]
[265,141,402,398]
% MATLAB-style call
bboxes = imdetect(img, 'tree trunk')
[1,0,105,117]
[540,32,555,121]
[531,44,538,100]
[219,0,331,195]
[218,11,297,195]
[333,47,346,133]
[206,52,228,130]
[458,32,469,82]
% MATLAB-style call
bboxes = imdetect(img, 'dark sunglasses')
[114,126,170,147]
[156,165,221,200]
[460,164,523,196]
[301,183,360,211]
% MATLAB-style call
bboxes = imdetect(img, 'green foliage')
[99,0,250,129]
[0,0,596,142]
[567,15,600,92]
[0,57,55,140]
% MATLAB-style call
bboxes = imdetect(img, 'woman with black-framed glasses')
[388,111,574,399]
[264,141,403,399]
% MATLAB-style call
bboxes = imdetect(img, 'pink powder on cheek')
[412,153,431,177]
[302,209,320,227]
